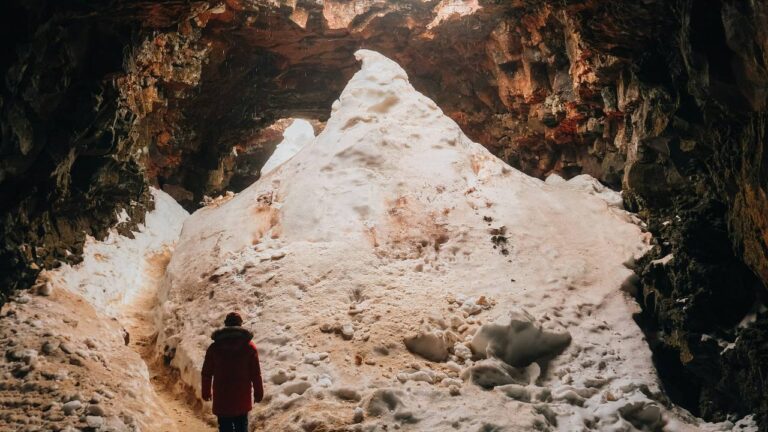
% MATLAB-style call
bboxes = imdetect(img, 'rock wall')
[558,0,768,424]
[0,1,153,304]
[1,0,766,426]
[520,0,768,424]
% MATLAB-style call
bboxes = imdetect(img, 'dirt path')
[121,250,215,432]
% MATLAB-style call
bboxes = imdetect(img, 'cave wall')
[0,1,155,303]
[1,0,767,426]
[521,0,768,424]
[564,0,768,423]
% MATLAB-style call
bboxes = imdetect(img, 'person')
[202,312,264,432]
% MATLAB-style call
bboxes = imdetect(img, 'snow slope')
[260,118,316,175]
[157,50,756,431]
[51,188,189,316]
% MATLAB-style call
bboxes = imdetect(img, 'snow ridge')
[51,188,188,315]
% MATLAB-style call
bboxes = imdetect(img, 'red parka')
[202,327,264,417]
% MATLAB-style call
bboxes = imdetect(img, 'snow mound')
[546,173,624,209]
[261,118,315,175]
[157,50,756,431]
[50,188,188,315]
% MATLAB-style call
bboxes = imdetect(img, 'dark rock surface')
[1,0,767,427]
[0,1,163,305]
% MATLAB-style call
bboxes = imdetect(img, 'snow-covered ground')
[156,50,758,431]
[0,189,192,431]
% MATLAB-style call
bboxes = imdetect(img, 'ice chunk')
[469,310,571,367]
[282,380,312,396]
[397,370,435,384]
[316,375,333,388]
[618,401,663,429]
[463,358,539,389]
[546,173,623,209]
[332,387,362,402]
[404,330,454,362]
[453,343,472,361]
[270,369,294,385]
[303,352,329,365]
[364,389,402,417]
[496,384,531,402]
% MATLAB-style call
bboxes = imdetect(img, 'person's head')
[224,311,243,327]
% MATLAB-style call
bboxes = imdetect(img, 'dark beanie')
[224,312,243,327]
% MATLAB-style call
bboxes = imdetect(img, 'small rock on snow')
[85,415,104,428]
[41,341,59,355]
[62,400,82,415]
[86,404,106,416]
[404,330,451,362]
[353,406,364,423]
[341,323,355,340]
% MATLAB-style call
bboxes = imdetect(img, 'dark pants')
[217,415,248,432]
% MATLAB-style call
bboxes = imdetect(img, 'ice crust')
[545,173,624,209]
[156,50,757,431]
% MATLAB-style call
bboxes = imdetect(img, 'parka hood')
[211,326,253,342]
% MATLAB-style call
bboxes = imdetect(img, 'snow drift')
[51,188,188,315]
[260,119,315,176]
[156,50,756,431]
